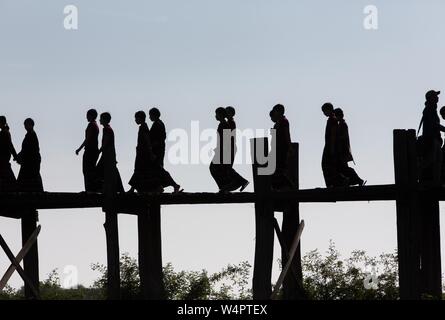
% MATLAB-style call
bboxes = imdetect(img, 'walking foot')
[173,185,184,193]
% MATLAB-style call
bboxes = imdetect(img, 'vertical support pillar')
[250,137,274,300]
[103,158,120,300]
[393,129,421,299]
[21,210,39,299]
[281,143,304,300]
[104,211,120,300]
[419,192,442,299]
[138,202,165,299]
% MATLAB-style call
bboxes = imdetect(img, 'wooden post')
[104,211,120,299]
[419,192,442,299]
[138,202,165,299]
[281,143,304,300]
[393,129,421,299]
[250,137,274,300]
[418,141,443,302]
[21,210,39,299]
[103,159,121,300]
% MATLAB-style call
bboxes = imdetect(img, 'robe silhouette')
[271,115,293,189]
[210,120,231,190]
[149,120,180,190]
[83,121,100,191]
[420,98,444,184]
[225,117,248,191]
[129,122,161,192]
[96,125,124,193]
[322,115,346,187]
[150,119,166,168]
[17,130,43,192]
[0,127,18,191]
[336,118,363,186]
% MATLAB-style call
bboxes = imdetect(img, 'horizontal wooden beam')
[0,184,402,218]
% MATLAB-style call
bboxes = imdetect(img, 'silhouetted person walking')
[149,108,166,168]
[210,107,231,191]
[129,110,182,193]
[419,90,445,186]
[334,108,365,186]
[17,118,43,192]
[269,104,293,190]
[321,103,347,187]
[76,109,100,192]
[129,111,160,192]
[0,116,18,191]
[148,108,183,193]
[96,112,124,193]
[223,106,249,192]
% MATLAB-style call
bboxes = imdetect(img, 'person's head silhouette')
[321,103,334,117]
[334,108,344,120]
[225,106,235,119]
[215,107,226,122]
[24,118,35,132]
[100,112,111,126]
[149,108,161,122]
[135,111,146,125]
[0,116,7,130]
[425,90,440,105]
[87,109,98,122]
[272,104,285,117]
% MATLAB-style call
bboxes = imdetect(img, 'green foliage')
[89,253,251,300]
[1,242,427,300]
[302,241,399,300]
[91,252,140,300]
[0,285,21,300]
[163,261,252,300]
[0,269,102,300]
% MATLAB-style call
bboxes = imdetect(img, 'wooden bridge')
[0,130,443,300]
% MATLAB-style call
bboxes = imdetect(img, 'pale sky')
[0,0,444,289]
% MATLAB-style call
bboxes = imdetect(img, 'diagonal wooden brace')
[273,218,301,283]
[0,225,41,291]
[271,220,305,300]
[0,228,41,299]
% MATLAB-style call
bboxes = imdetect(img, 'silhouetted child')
[334,108,365,186]
[223,106,249,192]
[210,107,231,191]
[17,118,44,192]
[76,109,100,192]
[0,116,18,191]
[321,103,347,187]
[96,112,124,193]
[269,104,294,190]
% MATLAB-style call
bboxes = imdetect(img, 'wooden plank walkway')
[0,184,400,216]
